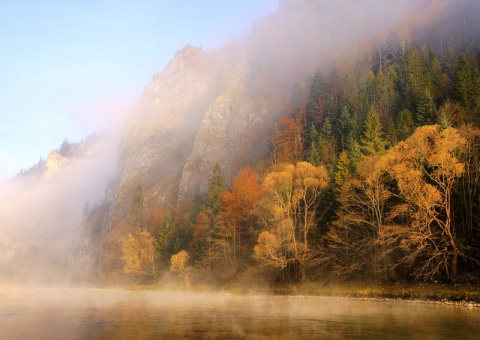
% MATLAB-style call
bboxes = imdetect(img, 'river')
[0,287,479,339]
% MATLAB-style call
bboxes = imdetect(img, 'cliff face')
[71,0,433,281]
[0,133,117,283]
[178,57,274,200]
[114,46,217,216]
[79,44,280,279]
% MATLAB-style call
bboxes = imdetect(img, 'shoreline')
[2,281,479,309]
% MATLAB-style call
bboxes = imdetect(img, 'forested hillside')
[71,0,480,286]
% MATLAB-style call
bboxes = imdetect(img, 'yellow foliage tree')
[255,161,330,280]
[121,228,156,275]
[385,125,465,279]
[170,250,191,287]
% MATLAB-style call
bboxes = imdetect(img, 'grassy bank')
[97,275,480,307]
[267,281,480,305]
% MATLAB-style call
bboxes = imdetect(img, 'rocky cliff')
[69,0,432,281]
[70,43,283,280]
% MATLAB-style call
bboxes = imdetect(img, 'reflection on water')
[0,288,479,339]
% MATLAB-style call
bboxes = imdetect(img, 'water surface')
[0,287,479,339]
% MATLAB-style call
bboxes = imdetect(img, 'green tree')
[338,106,355,151]
[305,70,329,127]
[454,54,480,124]
[206,164,226,214]
[307,125,322,166]
[361,110,386,155]
[416,88,436,126]
[156,213,174,267]
[128,186,145,228]
[396,109,415,141]
[346,133,362,170]
[335,151,351,187]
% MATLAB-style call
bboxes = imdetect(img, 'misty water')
[1,288,479,339]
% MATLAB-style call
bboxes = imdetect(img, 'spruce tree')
[346,132,362,169]
[396,109,415,141]
[416,88,436,126]
[338,106,354,151]
[308,139,322,166]
[128,185,145,229]
[361,110,386,155]
[206,164,226,214]
[335,151,351,187]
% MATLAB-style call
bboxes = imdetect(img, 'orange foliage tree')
[271,116,305,164]
[211,167,263,275]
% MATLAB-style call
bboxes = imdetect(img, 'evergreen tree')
[361,110,386,155]
[396,109,415,141]
[156,213,174,267]
[305,70,329,127]
[437,101,455,130]
[416,88,436,126]
[319,117,337,167]
[454,54,480,123]
[346,133,362,169]
[59,139,72,157]
[128,186,145,228]
[206,164,226,214]
[338,106,355,151]
[307,125,322,166]
[386,117,397,147]
[335,151,351,187]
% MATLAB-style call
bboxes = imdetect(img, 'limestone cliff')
[71,0,428,281]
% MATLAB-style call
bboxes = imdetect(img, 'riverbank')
[265,281,480,308]
[116,278,480,308]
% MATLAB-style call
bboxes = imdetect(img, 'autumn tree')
[214,166,263,274]
[384,125,466,279]
[170,250,191,288]
[326,155,394,278]
[255,162,330,281]
[272,116,305,164]
[121,228,156,275]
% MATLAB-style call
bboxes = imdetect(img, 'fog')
[1,287,479,338]
[0,128,121,284]
[0,0,471,285]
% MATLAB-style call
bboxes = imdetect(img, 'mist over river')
[0,288,479,339]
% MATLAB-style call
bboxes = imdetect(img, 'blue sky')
[0,1,277,180]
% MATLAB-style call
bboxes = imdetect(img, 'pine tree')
[346,133,362,169]
[335,151,351,187]
[416,88,436,126]
[361,110,386,155]
[338,106,354,151]
[308,125,322,166]
[386,117,397,147]
[319,117,337,167]
[437,101,455,130]
[305,70,329,127]
[129,185,145,228]
[396,109,415,141]
[206,164,226,214]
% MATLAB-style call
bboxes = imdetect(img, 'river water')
[0,287,479,339]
